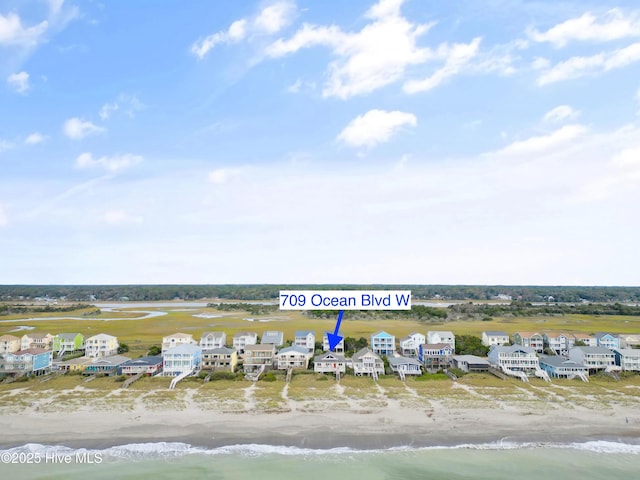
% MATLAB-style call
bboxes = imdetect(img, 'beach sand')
[1,375,639,449]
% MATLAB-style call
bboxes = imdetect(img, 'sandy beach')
[1,375,639,449]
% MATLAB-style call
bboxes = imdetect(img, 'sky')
[1,0,639,286]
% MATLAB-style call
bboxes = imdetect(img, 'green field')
[1,303,639,358]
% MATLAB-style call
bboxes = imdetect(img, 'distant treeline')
[0,285,639,303]
[208,303,279,316]
[0,303,94,316]
[448,301,640,319]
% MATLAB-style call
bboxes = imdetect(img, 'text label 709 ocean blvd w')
[279,290,411,310]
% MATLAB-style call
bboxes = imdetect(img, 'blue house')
[0,348,53,375]
[595,333,620,350]
[163,344,202,376]
[370,331,395,356]
[539,355,589,380]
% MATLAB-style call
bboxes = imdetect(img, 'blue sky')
[1,0,640,285]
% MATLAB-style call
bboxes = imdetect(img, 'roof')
[22,333,52,339]
[55,356,92,366]
[57,333,82,340]
[0,334,21,341]
[491,345,536,355]
[513,331,543,338]
[163,344,202,355]
[164,332,193,339]
[428,330,454,336]
[261,331,284,343]
[572,333,594,339]
[11,348,50,355]
[233,331,257,338]
[203,347,236,355]
[408,332,423,337]
[420,343,453,350]
[86,333,117,341]
[388,356,421,367]
[90,355,130,366]
[295,330,314,336]
[353,347,381,361]
[314,351,347,363]
[544,332,572,339]
[572,346,615,355]
[614,348,640,357]
[201,331,224,339]
[277,346,311,355]
[371,330,393,338]
[122,355,163,366]
[453,355,490,365]
[539,355,586,368]
[483,331,508,336]
[595,332,619,339]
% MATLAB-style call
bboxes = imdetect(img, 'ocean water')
[0,441,638,480]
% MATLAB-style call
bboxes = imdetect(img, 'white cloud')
[266,0,433,99]
[192,1,295,59]
[531,57,550,70]
[543,105,580,123]
[529,10,640,48]
[25,132,47,144]
[0,12,48,47]
[103,210,142,226]
[99,94,144,120]
[254,1,296,34]
[208,167,247,184]
[63,117,106,140]
[403,37,481,93]
[492,124,588,156]
[337,109,417,148]
[6,71,29,93]
[75,152,143,173]
[0,204,7,227]
[538,41,640,86]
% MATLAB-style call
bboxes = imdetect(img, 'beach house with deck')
[543,333,575,356]
[21,333,54,351]
[294,331,315,351]
[418,343,454,371]
[370,331,395,356]
[85,333,119,358]
[162,333,197,353]
[538,355,588,380]
[399,333,426,357]
[352,348,385,377]
[242,344,276,374]
[85,355,130,376]
[275,346,313,370]
[614,349,640,372]
[53,333,84,357]
[200,332,226,350]
[595,333,620,350]
[314,351,347,375]
[572,333,597,347]
[488,345,539,374]
[0,348,53,376]
[121,356,163,376]
[481,331,509,347]
[388,356,422,376]
[162,344,202,377]
[452,355,489,373]
[568,347,615,374]
[512,332,544,353]
[202,347,237,372]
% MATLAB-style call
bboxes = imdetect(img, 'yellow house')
[84,334,119,358]
[57,356,92,372]
[0,335,21,355]
[202,347,238,372]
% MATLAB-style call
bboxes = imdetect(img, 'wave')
[2,440,639,460]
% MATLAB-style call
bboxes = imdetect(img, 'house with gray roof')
[294,331,315,351]
[314,351,347,375]
[275,345,312,370]
[568,346,615,374]
[388,356,422,376]
[539,355,588,379]
[200,332,226,350]
[481,331,509,347]
[352,348,384,377]
[452,355,489,373]
[260,331,284,347]
[121,356,163,376]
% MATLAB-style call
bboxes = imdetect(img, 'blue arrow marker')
[327,310,344,351]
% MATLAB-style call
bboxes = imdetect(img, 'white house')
[0,335,21,355]
[121,356,163,376]
[539,355,588,379]
[162,344,202,377]
[370,331,395,356]
[488,345,539,373]
[452,355,489,373]
[543,332,575,356]
[614,349,640,372]
[620,334,640,349]
[512,332,544,353]
[388,356,422,376]
[200,332,226,350]
[399,332,426,357]
[322,332,345,353]
[162,333,196,353]
[427,331,455,350]
[314,351,347,375]
[294,331,315,351]
[352,348,385,377]
[275,346,312,370]
[260,331,284,346]
[572,333,597,347]
[568,346,615,373]
[481,331,510,347]
[84,334,119,358]
[233,331,258,353]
